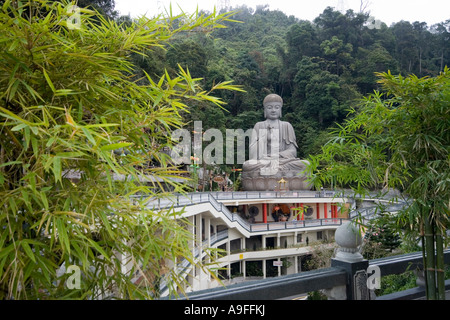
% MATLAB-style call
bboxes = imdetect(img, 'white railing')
[141,191,408,234]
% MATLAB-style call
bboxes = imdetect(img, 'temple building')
[147,190,353,296]
[141,94,365,296]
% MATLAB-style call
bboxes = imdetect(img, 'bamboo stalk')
[435,226,445,300]
[424,216,436,300]
[420,226,428,299]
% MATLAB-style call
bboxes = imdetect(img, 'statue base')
[241,170,312,191]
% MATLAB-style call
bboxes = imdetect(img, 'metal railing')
[144,193,346,233]
[172,249,450,300]
[142,191,407,235]
[199,190,336,200]
[143,190,346,209]
[176,267,348,300]
[349,203,407,219]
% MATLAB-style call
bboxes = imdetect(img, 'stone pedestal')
[241,170,311,191]
[325,221,376,300]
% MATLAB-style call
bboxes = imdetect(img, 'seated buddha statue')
[241,94,311,191]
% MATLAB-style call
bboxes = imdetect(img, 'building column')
[300,203,304,220]
[263,259,266,279]
[277,258,281,277]
[316,203,320,219]
[196,213,202,246]
[226,238,231,280]
[263,203,267,223]
[205,217,211,284]
[324,203,328,219]
[206,217,211,247]
[189,216,196,289]
[195,214,202,290]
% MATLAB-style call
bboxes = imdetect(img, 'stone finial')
[334,221,364,262]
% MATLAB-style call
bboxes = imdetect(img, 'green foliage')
[307,70,449,299]
[307,290,328,300]
[0,0,240,299]
[377,272,417,296]
[179,5,449,160]
[362,213,402,260]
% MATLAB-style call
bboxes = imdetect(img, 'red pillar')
[263,203,267,223]
[324,203,328,219]
[316,203,320,219]
[300,203,304,220]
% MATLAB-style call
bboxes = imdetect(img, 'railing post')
[326,221,374,300]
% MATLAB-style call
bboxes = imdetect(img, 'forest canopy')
[130,4,449,160]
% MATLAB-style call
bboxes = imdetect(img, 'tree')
[166,39,208,79]
[0,0,240,299]
[320,36,353,76]
[285,22,320,61]
[362,213,402,259]
[290,56,360,156]
[391,21,419,74]
[307,70,450,299]
[353,43,399,94]
[77,0,118,20]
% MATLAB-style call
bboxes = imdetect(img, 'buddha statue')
[241,94,311,191]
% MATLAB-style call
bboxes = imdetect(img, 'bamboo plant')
[307,69,450,299]
[0,0,241,299]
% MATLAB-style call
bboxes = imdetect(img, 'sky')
[114,0,450,26]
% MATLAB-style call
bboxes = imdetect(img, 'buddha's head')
[263,94,283,120]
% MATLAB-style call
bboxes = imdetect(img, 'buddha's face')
[264,102,282,120]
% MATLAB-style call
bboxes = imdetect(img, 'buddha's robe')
[243,120,308,175]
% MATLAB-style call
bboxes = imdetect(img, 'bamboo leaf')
[42,68,56,93]
[81,127,96,146]
[53,156,61,183]
[11,123,28,131]
[21,240,36,263]
[38,192,48,213]
[86,238,110,262]
[55,218,70,255]
[0,160,22,167]
[100,142,133,151]
[0,244,14,260]
[55,151,85,159]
